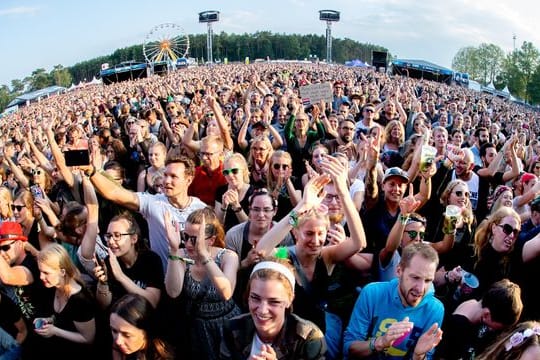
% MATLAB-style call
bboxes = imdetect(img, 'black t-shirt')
[0,291,22,339]
[0,253,53,323]
[106,250,164,306]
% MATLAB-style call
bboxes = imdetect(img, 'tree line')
[452,41,540,104]
[0,31,388,112]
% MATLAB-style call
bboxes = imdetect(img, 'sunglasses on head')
[454,190,470,198]
[498,223,519,236]
[406,230,425,239]
[273,163,289,170]
[11,204,25,212]
[222,168,240,176]
[0,241,16,252]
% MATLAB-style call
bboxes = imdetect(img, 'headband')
[251,261,295,289]
[505,326,540,351]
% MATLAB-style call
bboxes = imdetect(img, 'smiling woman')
[221,258,326,360]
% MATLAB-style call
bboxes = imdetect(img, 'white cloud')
[0,6,39,16]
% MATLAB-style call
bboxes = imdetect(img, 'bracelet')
[233,206,243,213]
[201,257,213,265]
[398,214,410,225]
[87,165,97,177]
[220,207,227,212]
[369,337,377,353]
[168,254,183,261]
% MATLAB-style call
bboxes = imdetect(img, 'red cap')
[0,222,27,243]
[521,173,537,184]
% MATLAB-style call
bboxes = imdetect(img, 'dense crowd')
[1,62,540,360]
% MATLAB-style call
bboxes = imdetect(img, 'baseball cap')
[521,172,537,184]
[383,167,409,183]
[0,222,27,243]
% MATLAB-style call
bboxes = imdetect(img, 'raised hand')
[413,323,443,357]
[164,211,181,252]
[399,184,421,215]
[302,174,331,211]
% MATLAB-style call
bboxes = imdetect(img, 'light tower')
[319,10,340,63]
[199,11,220,64]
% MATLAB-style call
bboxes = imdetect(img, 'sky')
[1,0,539,88]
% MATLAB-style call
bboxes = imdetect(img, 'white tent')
[89,77,102,85]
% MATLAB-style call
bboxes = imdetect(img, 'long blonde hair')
[38,243,82,296]
[440,180,474,232]
[474,207,520,263]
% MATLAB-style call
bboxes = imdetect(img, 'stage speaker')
[372,51,388,70]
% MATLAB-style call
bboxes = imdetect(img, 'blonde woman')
[35,243,96,360]
[247,135,273,188]
[267,150,301,221]
[215,153,254,231]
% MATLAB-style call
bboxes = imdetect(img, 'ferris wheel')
[143,23,190,64]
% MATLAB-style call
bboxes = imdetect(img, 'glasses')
[364,108,375,113]
[199,151,218,158]
[454,190,470,198]
[205,113,214,118]
[166,106,176,110]
[31,169,43,175]
[250,207,274,214]
[103,232,134,242]
[0,241,16,252]
[126,121,135,125]
[406,230,425,239]
[324,194,340,202]
[222,168,240,176]
[248,294,287,308]
[181,230,213,244]
[273,163,290,170]
[11,204,25,212]
[497,224,519,237]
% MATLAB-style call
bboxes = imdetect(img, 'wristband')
[399,214,410,225]
[233,206,243,213]
[220,207,227,212]
[201,257,213,266]
[168,254,195,265]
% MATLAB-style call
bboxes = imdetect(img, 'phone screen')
[64,150,90,166]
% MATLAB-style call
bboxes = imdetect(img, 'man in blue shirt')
[344,242,444,359]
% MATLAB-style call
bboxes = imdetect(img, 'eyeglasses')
[454,190,470,198]
[273,163,290,170]
[406,230,425,239]
[31,169,43,175]
[222,168,240,176]
[11,204,25,212]
[205,113,214,118]
[250,207,274,214]
[199,151,218,158]
[248,293,287,308]
[103,232,134,242]
[0,241,16,252]
[497,224,519,237]
[324,194,340,202]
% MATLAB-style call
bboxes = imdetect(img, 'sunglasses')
[205,113,214,118]
[406,230,425,239]
[364,108,375,113]
[273,163,290,170]
[498,224,519,237]
[31,169,43,175]
[222,168,240,176]
[454,190,470,198]
[11,204,25,212]
[0,241,16,252]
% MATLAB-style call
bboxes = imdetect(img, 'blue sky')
[1,0,538,88]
